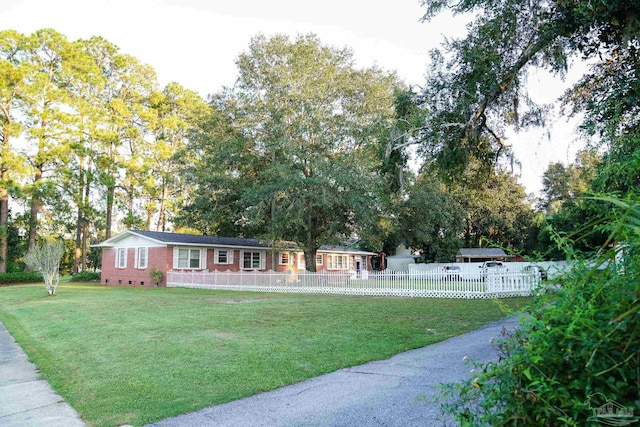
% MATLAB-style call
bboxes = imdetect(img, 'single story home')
[94,230,376,287]
[456,248,508,263]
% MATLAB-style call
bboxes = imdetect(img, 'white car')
[479,261,505,280]
[443,265,462,280]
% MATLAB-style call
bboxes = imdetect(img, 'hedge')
[70,271,101,282]
[0,272,44,284]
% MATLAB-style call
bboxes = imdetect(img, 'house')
[94,230,376,287]
[386,243,419,271]
[456,248,508,263]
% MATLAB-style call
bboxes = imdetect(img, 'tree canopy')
[417,0,640,175]
[181,34,403,270]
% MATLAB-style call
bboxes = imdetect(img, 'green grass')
[0,283,531,427]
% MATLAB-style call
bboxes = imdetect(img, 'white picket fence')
[166,269,542,298]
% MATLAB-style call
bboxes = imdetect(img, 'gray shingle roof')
[457,248,507,257]
[132,230,269,248]
[97,230,376,255]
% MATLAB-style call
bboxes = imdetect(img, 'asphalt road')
[148,314,521,427]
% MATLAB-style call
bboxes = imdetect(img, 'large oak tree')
[182,34,403,271]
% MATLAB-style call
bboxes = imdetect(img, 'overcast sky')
[1,0,586,196]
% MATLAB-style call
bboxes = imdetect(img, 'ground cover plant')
[0,284,530,426]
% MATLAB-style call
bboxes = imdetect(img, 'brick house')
[95,230,375,287]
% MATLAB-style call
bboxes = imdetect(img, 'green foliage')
[181,33,402,270]
[398,175,465,262]
[450,161,536,253]
[149,266,163,286]
[419,0,640,176]
[0,271,43,284]
[69,271,101,282]
[440,195,640,425]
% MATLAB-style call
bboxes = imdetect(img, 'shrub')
[0,272,44,284]
[440,195,640,426]
[70,271,102,282]
[24,241,65,295]
[149,267,163,286]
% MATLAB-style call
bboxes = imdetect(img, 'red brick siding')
[101,245,374,287]
[101,247,171,287]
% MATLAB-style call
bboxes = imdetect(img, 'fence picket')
[166,269,541,298]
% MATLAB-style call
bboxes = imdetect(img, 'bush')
[440,195,640,426]
[70,271,101,282]
[0,272,44,284]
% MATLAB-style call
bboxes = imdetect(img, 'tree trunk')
[0,131,8,273]
[304,247,318,272]
[74,210,82,274]
[81,167,91,271]
[106,184,114,239]
[0,124,10,273]
[157,177,167,232]
[26,166,42,254]
[0,197,7,274]
[73,156,85,274]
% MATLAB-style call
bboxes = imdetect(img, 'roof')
[95,230,376,255]
[94,230,270,249]
[132,230,269,248]
[457,248,507,258]
[318,245,376,256]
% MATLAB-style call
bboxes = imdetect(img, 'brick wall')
[101,247,171,287]
[101,245,373,287]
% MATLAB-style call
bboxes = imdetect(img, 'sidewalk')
[0,321,85,427]
[148,315,521,427]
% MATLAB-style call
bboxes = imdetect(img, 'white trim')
[279,252,291,265]
[116,248,127,269]
[135,247,148,269]
[327,254,349,270]
[215,248,233,265]
[173,247,205,270]
[315,253,324,266]
[241,250,265,270]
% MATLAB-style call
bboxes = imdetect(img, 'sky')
[1,0,587,196]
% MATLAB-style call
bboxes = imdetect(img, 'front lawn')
[0,283,531,427]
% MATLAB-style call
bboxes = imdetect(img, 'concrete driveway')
[148,314,520,427]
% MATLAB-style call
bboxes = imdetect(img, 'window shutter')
[172,247,179,269]
[228,249,234,264]
[201,248,207,270]
[261,251,266,269]
[134,248,139,268]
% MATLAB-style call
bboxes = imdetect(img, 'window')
[116,248,127,268]
[215,249,232,265]
[174,248,203,269]
[327,254,349,270]
[135,247,148,269]
[316,254,323,266]
[279,252,290,265]
[242,251,264,270]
